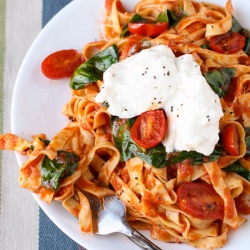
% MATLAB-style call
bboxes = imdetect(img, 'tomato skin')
[177,182,224,220]
[221,124,240,155]
[128,23,168,37]
[130,109,166,149]
[41,49,84,79]
[209,32,245,54]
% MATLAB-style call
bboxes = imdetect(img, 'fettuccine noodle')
[1,0,250,248]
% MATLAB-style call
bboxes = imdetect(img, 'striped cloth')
[0,1,86,249]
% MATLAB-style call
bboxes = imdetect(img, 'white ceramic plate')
[11,0,250,249]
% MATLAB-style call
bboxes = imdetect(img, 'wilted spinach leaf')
[111,116,167,168]
[203,67,236,97]
[230,16,250,55]
[158,9,185,28]
[41,151,79,191]
[223,161,250,182]
[70,45,118,90]
[165,145,223,166]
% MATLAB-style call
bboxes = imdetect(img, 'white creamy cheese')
[95,45,223,156]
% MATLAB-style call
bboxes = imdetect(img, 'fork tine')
[81,190,103,233]
[81,190,162,250]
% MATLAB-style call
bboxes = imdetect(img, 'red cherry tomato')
[221,124,240,155]
[130,109,166,149]
[41,49,84,79]
[128,22,168,37]
[209,32,245,54]
[177,182,224,220]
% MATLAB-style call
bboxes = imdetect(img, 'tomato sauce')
[55,185,71,198]
[210,166,220,187]
[0,134,18,150]
[223,77,238,104]
[177,160,194,179]
[110,175,123,191]
[145,176,156,189]
[233,98,250,117]
[235,192,250,215]
[186,21,205,33]
[224,187,235,219]
[22,156,43,178]
[120,167,130,184]
[71,207,80,217]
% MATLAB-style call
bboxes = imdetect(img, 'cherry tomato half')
[177,182,224,220]
[209,32,245,54]
[221,124,240,155]
[130,109,166,149]
[41,49,84,79]
[128,22,168,37]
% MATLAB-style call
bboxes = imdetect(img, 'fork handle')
[123,228,162,250]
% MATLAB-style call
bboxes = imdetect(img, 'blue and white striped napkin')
[0,0,86,249]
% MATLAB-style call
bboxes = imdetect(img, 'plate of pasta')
[5,0,250,249]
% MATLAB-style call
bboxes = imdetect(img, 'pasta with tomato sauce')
[1,0,250,249]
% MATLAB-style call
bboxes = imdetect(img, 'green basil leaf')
[70,45,118,90]
[41,151,80,191]
[203,67,236,97]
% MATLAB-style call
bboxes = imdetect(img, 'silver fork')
[81,191,162,250]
